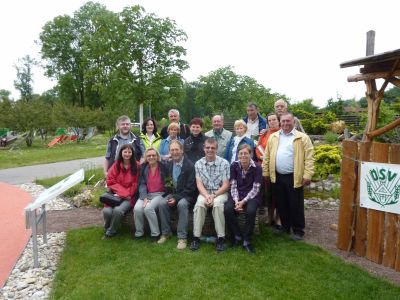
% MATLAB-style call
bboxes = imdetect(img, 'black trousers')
[224,197,258,242]
[274,173,305,236]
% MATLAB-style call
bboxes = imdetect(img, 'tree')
[14,55,36,101]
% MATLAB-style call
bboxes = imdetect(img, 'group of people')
[101,99,314,254]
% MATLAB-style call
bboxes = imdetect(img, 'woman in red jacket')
[103,144,139,239]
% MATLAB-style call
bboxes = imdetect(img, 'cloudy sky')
[0,0,399,107]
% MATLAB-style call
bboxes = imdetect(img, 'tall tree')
[14,55,36,101]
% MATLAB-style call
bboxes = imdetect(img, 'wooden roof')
[340,49,400,74]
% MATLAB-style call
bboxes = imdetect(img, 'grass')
[49,226,400,300]
[0,134,108,169]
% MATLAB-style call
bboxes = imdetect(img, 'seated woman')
[139,117,162,151]
[103,144,139,239]
[159,122,184,161]
[133,147,167,241]
[224,144,262,254]
[225,119,255,164]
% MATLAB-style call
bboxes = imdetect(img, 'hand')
[206,194,215,207]
[302,178,311,186]
[104,171,108,178]
[143,198,150,208]
[235,200,244,212]
[114,193,120,198]
[260,129,267,135]
[167,198,176,207]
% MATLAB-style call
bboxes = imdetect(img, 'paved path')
[0,183,32,288]
[0,156,104,184]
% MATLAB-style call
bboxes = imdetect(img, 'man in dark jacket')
[103,115,145,177]
[243,103,267,139]
[160,109,190,139]
[158,140,198,250]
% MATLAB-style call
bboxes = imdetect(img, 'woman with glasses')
[133,148,168,241]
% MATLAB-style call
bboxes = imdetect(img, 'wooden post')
[366,30,375,56]
[366,143,388,263]
[337,141,358,250]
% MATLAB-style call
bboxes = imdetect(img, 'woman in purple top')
[224,144,262,254]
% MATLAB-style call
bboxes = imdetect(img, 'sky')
[0,0,399,108]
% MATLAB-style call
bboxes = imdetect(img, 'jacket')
[106,132,145,169]
[139,132,162,151]
[255,128,280,161]
[205,128,233,157]
[262,129,314,188]
[165,157,198,205]
[243,113,267,133]
[183,133,206,163]
[138,162,169,199]
[159,137,185,158]
[224,136,255,163]
[106,161,140,206]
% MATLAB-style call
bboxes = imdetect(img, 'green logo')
[365,168,400,207]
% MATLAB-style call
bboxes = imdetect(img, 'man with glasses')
[190,137,230,252]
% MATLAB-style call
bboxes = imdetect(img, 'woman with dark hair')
[183,118,206,163]
[140,117,162,151]
[224,143,262,254]
[102,144,139,239]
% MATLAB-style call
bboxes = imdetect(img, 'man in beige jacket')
[262,112,314,240]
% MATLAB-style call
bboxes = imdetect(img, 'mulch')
[43,206,400,286]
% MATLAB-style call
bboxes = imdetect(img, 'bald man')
[205,115,232,157]
[274,99,305,133]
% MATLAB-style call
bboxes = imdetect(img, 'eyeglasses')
[204,146,216,150]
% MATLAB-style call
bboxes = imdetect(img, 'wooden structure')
[337,32,400,271]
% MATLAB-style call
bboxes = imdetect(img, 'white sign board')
[360,162,400,214]
[26,169,84,211]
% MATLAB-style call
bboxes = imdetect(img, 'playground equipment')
[47,127,96,148]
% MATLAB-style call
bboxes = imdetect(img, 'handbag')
[100,192,124,207]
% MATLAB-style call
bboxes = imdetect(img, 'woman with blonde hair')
[159,122,184,160]
[224,120,255,163]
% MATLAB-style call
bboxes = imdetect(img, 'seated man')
[190,137,230,252]
[158,140,197,250]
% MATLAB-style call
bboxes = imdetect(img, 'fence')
[337,140,400,271]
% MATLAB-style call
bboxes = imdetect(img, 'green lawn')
[50,227,400,300]
[0,134,108,169]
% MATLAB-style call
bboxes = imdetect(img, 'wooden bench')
[122,208,260,236]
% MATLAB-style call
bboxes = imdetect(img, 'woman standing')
[103,144,139,239]
[140,118,162,151]
[225,120,255,164]
[133,148,167,241]
[224,144,262,253]
[159,123,184,160]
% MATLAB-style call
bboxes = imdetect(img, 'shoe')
[177,239,187,250]
[190,238,200,251]
[243,243,255,254]
[230,238,241,248]
[101,234,112,240]
[150,235,159,243]
[216,237,225,252]
[157,234,171,244]
[134,235,144,240]
[272,225,289,235]
[291,233,304,241]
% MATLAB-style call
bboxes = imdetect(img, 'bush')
[324,131,338,144]
[313,145,341,179]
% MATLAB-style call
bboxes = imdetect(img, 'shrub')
[313,145,341,179]
[324,131,338,144]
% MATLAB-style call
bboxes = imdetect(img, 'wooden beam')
[376,59,400,104]
[366,118,400,139]
[389,77,400,88]
[348,69,400,82]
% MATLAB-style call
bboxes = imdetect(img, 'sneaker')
[102,233,113,240]
[134,235,144,240]
[230,238,241,248]
[190,238,200,251]
[157,234,171,244]
[177,239,187,250]
[150,235,160,243]
[243,243,255,254]
[291,233,304,241]
[216,237,225,252]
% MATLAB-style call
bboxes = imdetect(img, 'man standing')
[274,99,305,133]
[158,140,197,250]
[160,109,190,139]
[262,112,314,240]
[205,115,232,157]
[190,138,230,252]
[243,103,267,139]
[103,115,144,177]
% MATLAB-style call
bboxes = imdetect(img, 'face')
[246,106,257,119]
[238,148,251,165]
[268,115,280,130]
[190,124,202,136]
[204,142,217,161]
[212,116,223,131]
[145,121,154,134]
[168,112,179,123]
[118,119,131,135]
[235,124,246,137]
[280,114,295,133]
[169,143,183,162]
[146,150,158,165]
[275,101,287,116]
[121,147,132,161]
[168,127,179,138]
